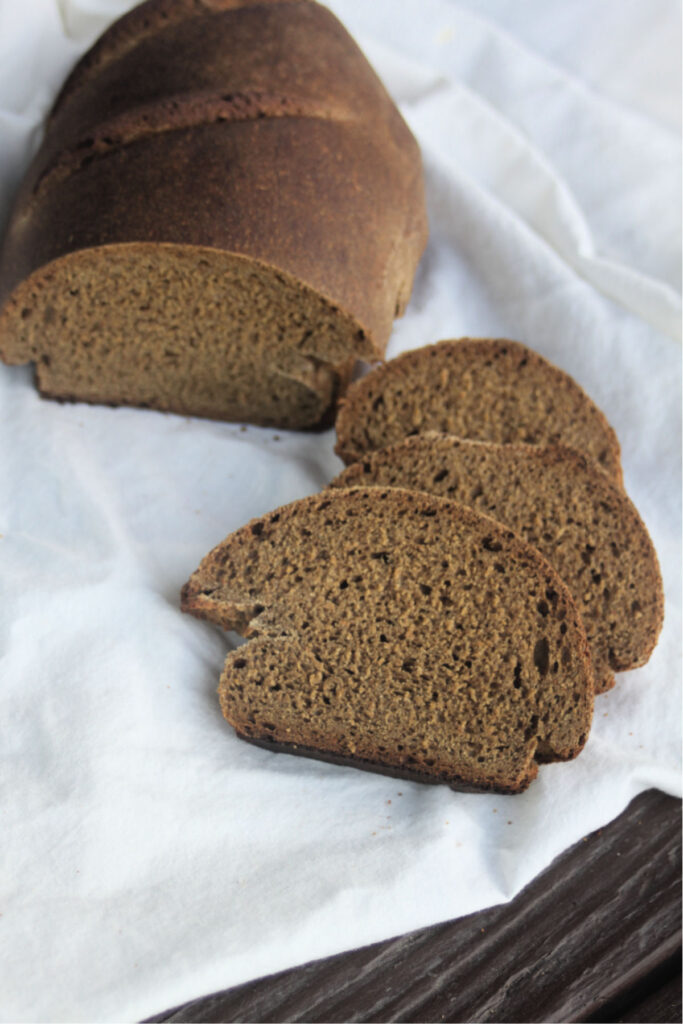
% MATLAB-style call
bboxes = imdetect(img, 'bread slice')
[335,339,622,480]
[0,0,427,428]
[332,437,664,694]
[181,487,594,794]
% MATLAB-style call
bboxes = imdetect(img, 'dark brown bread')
[181,487,594,794]
[0,0,427,427]
[332,436,664,694]
[335,339,622,479]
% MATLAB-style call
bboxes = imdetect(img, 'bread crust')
[48,1,336,131]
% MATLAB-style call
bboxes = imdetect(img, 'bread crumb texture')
[2,246,357,428]
[182,487,594,794]
[335,338,622,480]
[332,437,664,694]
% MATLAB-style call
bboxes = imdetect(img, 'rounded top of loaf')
[43,0,417,172]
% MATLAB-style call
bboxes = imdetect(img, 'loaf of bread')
[335,338,622,479]
[181,487,594,794]
[0,0,427,428]
[332,436,664,694]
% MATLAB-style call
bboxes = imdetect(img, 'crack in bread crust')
[33,90,352,205]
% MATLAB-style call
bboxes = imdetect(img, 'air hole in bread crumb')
[482,536,502,552]
[524,714,539,742]
[534,638,550,676]
[513,662,522,688]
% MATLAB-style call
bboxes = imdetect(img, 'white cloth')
[0,2,680,1021]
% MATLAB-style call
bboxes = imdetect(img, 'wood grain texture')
[147,789,681,1023]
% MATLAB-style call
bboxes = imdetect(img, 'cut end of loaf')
[0,243,371,428]
[182,486,594,794]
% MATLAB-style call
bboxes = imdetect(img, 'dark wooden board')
[148,789,681,1023]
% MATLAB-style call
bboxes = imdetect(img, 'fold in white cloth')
[0,1,680,1020]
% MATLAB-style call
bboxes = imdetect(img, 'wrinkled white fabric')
[0,2,680,1021]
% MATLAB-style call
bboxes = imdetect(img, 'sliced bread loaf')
[332,436,664,693]
[0,0,427,427]
[335,339,622,479]
[181,487,594,794]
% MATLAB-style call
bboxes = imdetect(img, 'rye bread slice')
[335,339,622,481]
[181,487,594,794]
[332,437,664,694]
